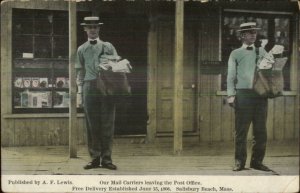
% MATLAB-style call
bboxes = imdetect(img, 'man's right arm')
[75,48,84,106]
[75,49,84,92]
[227,51,237,107]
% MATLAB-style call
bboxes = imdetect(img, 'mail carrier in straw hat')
[80,16,103,26]
[237,22,261,32]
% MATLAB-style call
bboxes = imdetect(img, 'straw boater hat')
[80,16,103,26]
[237,22,261,32]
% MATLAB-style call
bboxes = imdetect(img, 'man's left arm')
[258,47,267,63]
[98,42,121,70]
[109,43,120,60]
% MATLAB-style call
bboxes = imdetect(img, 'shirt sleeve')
[227,51,237,96]
[102,42,120,61]
[109,43,120,60]
[98,42,121,71]
[75,48,84,88]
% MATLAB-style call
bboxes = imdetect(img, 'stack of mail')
[258,45,284,70]
[112,59,132,73]
[99,59,132,73]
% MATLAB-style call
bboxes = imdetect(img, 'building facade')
[1,0,299,147]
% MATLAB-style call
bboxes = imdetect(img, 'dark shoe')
[232,160,245,171]
[84,158,100,170]
[101,163,117,170]
[233,164,245,171]
[250,162,271,171]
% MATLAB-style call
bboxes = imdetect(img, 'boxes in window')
[39,78,48,88]
[21,91,52,108]
[29,92,52,108]
[53,91,69,108]
[39,92,52,108]
[14,77,23,88]
[21,91,29,107]
[14,91,21,107]
[23,77,32,88]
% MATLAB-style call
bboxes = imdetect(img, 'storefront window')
[12,9,88,113]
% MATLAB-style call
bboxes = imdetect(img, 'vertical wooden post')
[147,5,158,143]
[69,1,77,158]
[173,0,184,155]
[295,13,300,136]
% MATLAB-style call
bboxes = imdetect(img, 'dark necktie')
[90,40,97,45]
[246,46,253,50]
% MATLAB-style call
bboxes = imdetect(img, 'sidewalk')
[1,138,299,176]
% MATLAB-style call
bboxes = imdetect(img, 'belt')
[236,89,260,97]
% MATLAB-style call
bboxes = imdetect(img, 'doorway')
[154,19,198,134]
[99,12,149,135]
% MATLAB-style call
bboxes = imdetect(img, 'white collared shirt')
[88,37,101,43]
[241,43,255,49]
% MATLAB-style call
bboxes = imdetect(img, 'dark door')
[99,13,149,135]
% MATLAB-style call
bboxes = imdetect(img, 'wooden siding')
[1,117,86,147]
[197,7,225,142]
[198,92,298,142]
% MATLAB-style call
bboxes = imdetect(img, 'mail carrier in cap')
[237,22,261,32]
[226,20,273,173]
[80,16,103,26]
[76,15,119,171]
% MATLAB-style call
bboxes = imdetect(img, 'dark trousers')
[83,80,116,164]
[235,89,268,166]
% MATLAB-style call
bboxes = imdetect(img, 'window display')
[12,9,70,113]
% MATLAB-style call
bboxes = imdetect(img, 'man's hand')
[99,61,115,71]
[227,96,236,108]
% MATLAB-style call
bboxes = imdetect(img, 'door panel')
[156,20,197,133]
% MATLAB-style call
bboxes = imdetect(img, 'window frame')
[11,8,89,114]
